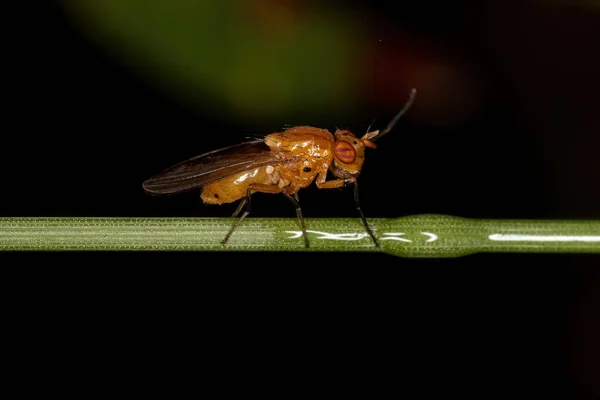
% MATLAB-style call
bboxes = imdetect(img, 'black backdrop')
[2,1,599,397]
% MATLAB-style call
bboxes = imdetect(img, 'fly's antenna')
[372,88,417,142]
[365,116,379,136]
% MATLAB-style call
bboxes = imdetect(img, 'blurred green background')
[64,0,362,119]
[61,0,487,128]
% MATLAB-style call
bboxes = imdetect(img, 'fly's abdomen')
[200,166,278,204]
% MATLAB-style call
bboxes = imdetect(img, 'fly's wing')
[143,139,286,195]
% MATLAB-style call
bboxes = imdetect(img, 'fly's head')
[330,129,377,179]
[330,88,417,180]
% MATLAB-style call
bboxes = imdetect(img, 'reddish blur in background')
[3,1,599,397]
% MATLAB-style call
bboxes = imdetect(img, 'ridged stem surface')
[1,215,599,257]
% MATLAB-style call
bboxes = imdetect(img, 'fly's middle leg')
[282,189,309,249]
[221,184,281,246]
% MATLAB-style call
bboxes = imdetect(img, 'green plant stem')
[0,215,599,257]
[1,214,600,257]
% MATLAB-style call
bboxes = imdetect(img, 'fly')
[143,89,417,248]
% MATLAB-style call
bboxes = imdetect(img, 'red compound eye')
[333,140,356,164]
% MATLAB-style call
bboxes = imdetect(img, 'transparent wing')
[143,139,287,195]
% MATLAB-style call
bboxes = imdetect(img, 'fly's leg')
[221,184,281,246]
[231,198,247,218]
[221,202,250,246]
[282,190,309,249]
[353,181,378,247]
[315,174,378,246]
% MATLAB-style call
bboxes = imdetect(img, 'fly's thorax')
[263,126,335,189]
[331,129,366,178]
[265,126,334,155]
[276,157,323,189]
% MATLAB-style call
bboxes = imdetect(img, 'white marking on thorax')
[266,165,280,184]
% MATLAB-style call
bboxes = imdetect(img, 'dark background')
[2,1,599,397]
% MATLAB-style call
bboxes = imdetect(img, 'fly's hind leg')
[231,198,247,218]
[221,184,281,246]
[221,185,310,249]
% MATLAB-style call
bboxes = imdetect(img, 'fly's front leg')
[222,184,281,246]
[353,181,378,247]
[314,174,356,189]
[314,173,378,246]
